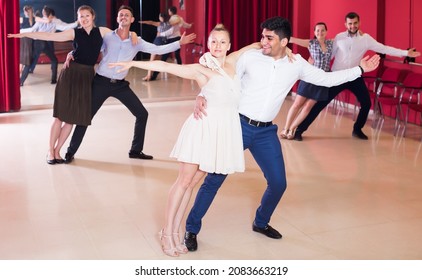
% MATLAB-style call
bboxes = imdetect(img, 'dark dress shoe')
[252,223,282,239]
[51,80,57,84]
[183,231,198,251]
[46,158,56,165]
[352,129,368,140]
[64,152,74,164]
[129,151,153,160]
[293,130,303,141]
[55,158,65,164]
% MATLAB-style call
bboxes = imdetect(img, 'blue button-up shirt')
[96,30,181,80]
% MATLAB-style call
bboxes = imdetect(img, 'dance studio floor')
[1,64,422,260]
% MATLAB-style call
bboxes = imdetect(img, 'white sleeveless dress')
[170,72,245,174]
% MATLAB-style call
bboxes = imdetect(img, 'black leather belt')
[96,74,124,84]
[239,114,272,127]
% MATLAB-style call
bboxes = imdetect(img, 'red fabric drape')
[0,0,20,112]
[205,0,292,51]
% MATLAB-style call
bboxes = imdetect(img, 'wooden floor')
[1,64,422,260]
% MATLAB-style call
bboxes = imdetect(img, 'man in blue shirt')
[64,5,195,163]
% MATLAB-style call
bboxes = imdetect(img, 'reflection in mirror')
[18,0,197,110]
[18,1,108,95]
[19,0,108,26]
[18,1,104,110]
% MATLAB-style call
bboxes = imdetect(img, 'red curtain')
[0,0,20,112]
[205,0,292,51]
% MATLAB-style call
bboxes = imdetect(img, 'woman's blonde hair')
[208,23,230,43]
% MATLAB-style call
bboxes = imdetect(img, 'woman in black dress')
[10,5,117,164]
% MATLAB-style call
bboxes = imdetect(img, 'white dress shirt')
[236,49,363,122]
[331,31,408,71]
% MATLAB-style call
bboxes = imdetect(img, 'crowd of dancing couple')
[9,3,419,257]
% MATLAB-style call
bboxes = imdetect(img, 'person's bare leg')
[172,170,205,253]
[161,162,200,256]
[281,95,307,138]
[48,118,62,161]
[143,54,156,81]
[54,123,73,160]
[288,99,317,139]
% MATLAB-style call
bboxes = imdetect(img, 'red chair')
[372,67,405,135]
[400,72,422,137]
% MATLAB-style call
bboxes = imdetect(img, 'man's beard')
[348,28,359,35]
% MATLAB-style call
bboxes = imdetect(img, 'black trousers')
[151,36,182,79]
[20,40,58,85]
[67,74,149,155]
[296,77,371,133]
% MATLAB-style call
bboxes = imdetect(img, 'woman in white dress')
[110,24,260,257]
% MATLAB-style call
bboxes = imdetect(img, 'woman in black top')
[9,5,131,164]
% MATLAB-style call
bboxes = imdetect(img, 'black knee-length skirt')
[53,62,94,126]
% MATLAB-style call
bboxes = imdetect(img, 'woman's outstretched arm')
[109,60,207,84]
[289,37,310,48]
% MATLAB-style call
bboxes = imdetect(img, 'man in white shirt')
[183,16,380,251]
[294,11,420,141]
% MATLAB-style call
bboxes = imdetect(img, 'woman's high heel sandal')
[287,128,295,140]
[280,128,289,139]
[173,233,188,254]
[159,229,179,257]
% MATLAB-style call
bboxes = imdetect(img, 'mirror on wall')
[18,0,159,108]
[18,0,111,109]
[19,0,108,27]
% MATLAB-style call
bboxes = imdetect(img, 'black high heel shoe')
[46,157,56,165]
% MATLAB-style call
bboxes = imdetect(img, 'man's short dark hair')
[345,12,360,21]
[261,16,291,41]
[42,5,54,17]
[118,5,134,16]
[169,6,177,15]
